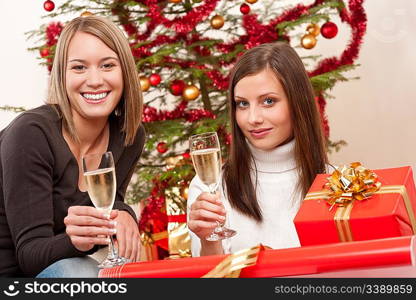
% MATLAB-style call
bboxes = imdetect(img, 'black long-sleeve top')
[0,105,145,277]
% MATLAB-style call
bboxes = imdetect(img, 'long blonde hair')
[47,15,142,146]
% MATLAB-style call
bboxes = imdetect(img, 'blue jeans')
[36,257,99,278]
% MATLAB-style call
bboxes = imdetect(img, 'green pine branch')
[310,64,359,92]
[276,0,345,35]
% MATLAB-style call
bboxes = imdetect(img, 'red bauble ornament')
[40,48,49,58]
[225,133,232,145]
[156,142,168,154]
[170,79,185,96]
[182,152,190,159]
[149,73,161,86]
[43,0,55,12]
[47,57,53,72]
[240,3,250,15]
[321,22,338,39]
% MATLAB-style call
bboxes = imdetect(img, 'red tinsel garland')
[138,195,167,240]
[46,22,63,46]
[142,100,216,123]
[144,0,219,33]
[206,70,228,90]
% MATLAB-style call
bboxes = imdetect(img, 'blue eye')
[263,97,275,105]
[235,100,248,108]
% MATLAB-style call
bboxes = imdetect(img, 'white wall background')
[0,0,415,179]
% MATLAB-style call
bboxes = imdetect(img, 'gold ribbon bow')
[324,162,381,209]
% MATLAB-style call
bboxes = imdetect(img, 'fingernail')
[105,238,111,244]
[109,220,117,227]
[103,213,110,219]
[219,215,226,221]
[109,228,117,234]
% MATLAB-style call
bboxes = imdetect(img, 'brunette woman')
[188,42,330,256]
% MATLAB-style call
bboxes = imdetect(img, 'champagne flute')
[189,132,236,241]
[82,151,129,268]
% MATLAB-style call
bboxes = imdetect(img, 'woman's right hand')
[188,192,226,240]
[64,206,117,252]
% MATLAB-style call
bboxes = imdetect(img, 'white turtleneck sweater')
[187,139,302,256]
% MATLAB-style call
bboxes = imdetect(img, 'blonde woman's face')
[234,68,293,151]
[65,31,123,122]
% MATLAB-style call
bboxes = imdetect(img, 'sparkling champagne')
[84,167,116,213]
[190,148,221,188]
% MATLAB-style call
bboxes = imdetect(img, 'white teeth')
[83,92,108,100]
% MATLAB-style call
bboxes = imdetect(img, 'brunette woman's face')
[234,68,293,151]
[65,31,123,122]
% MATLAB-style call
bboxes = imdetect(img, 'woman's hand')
[188,192,226,240]
[64,206,117,252]
[113,210,141,262]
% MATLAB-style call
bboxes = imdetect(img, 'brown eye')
[102,63,115,69]
[71,65,86,71]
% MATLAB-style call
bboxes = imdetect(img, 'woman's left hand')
[113,210,141,262]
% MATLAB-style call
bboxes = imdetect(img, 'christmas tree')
[16,0,366,258]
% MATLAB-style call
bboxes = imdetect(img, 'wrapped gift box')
[139,186,191,261]
[99,236,415,278]
[294,166,416,246]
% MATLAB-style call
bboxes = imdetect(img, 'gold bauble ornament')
[165,156,182,169]
[169,0,182,3]
[140,76,150,92]
[210,15,225,30]
[181,187,189,200]
[80,11,94,17]
[306,23,320,36]
[245,0,258,3]
[301,34,317,49]
[182,84,200,101]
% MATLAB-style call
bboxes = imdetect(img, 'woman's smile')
[81,90,111,104]
[249,128,273,138]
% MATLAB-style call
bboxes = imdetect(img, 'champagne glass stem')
[208,183,218,194]
[209,184,223,228]
[108,235,118,259]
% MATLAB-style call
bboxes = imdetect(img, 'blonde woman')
[0,16,145,277]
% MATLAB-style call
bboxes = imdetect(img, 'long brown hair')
[223,42,328,222]
[47,15,143,146]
